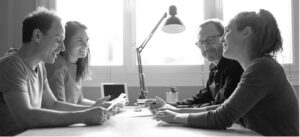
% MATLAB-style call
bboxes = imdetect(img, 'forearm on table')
[50,100,90,111]
[174,113,189,125]
[187,110,227,129]
[18,108,86,129]
[178,95,212,106]
[178,104,220,113]
[178,107,207,113]
[79,98,95,106]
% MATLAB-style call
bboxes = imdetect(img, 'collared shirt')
[176,57,243,108]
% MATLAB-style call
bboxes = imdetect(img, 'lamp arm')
[136,50,146,95]
[136,12,167,53]
[136,12,167,99]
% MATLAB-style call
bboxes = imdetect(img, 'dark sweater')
[176,57,243,107]
[187,57,299,136]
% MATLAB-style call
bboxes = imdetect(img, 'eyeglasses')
[195,34,223,48]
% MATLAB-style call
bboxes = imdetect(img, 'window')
[53,0,297,86]
[56,0,294,66]
[56,0,123,66]
[223,0,293,64]
[136,0,204,65]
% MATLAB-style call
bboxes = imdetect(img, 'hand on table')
[92,95,111,108]
[154,109,189,125]
[84,107,109,125]
[146,96,179,114]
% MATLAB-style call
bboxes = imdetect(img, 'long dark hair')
[60,21,91,81]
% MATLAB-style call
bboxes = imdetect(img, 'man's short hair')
[22,7,61,43]
[199,19,224,35]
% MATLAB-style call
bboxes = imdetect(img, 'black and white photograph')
[0,0,299,136]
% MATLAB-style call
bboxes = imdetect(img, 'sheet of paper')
[107,93,127,110]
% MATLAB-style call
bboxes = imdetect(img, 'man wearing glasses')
[148,19,243,111]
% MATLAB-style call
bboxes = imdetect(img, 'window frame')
[46,0,298,87]
[286,0,299,85]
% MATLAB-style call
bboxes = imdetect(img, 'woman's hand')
[154,110,189,125]
[92,95,111,108]
[147,96,178,114]
[150,96,181,113]
[159,104,181,113]
[154,110,178,124]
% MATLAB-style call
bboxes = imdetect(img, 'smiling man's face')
[38,19,65,64]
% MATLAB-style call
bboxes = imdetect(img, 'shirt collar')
[209,57,227,71]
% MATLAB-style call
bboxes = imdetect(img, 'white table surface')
[18,106,261,136]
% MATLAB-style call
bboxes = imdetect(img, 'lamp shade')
[162,16,185,34]
[162,5,185,34]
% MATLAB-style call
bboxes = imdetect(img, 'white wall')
[0,0,36,56]
[0,0,10,56]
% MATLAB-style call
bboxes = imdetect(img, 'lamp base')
[137,98,147,105]
[134,98,148,112]
[138,90,148,99]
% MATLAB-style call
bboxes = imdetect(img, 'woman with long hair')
[46,21,110,106]
[153,9,299,136]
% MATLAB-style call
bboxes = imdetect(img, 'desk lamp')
[136,5,185,104]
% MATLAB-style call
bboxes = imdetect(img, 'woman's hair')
[234,9,282,58]
[60,21,91,81]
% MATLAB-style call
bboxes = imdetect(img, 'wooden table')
[18,106,260,136]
